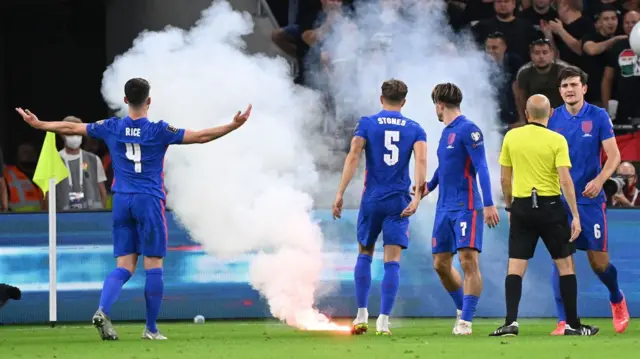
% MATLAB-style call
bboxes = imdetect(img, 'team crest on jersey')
[167,124,179,134]
[581,120,593,137]
[447,133,456,147]
[471,132,481,141]
[96,120,104,125]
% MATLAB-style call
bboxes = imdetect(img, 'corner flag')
[33,132,68,196]
[32,131,68,327]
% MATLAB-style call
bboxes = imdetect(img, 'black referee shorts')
[509,196,575,260]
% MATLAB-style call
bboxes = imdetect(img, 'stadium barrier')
[0,209,638,324]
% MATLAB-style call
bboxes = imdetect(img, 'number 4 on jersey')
[125,143,142,173]
[384,130,400,166]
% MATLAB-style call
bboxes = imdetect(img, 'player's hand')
[484,205,500,228]
[332,194,343,220]
[411,183,429,199]
[232,104,252,128]
[569,217,581,242]
[15,108,42,129]
[582,177,603,198]
[400,198,420,218]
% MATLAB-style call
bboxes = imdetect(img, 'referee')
[489,94,599,337]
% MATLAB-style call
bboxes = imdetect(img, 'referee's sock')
[551,264,567,322]
[595,263,624,304]
[505,274,522,324]
[559,274,581,329]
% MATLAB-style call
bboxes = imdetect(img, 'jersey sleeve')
[86,119,115,141]
[555,136,572,168]
[353,117,368,140]
[462,123,494,206]
[597,109,615,142]
[414,123,427,143]
[499,134,512,167]
[158,121,186,145]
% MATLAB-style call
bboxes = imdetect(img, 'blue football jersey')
[354,110,427,202]
[548,102,615,204]
[431,115,491,211]
[87,117,185,200]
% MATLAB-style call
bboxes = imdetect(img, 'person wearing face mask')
[3,142,43,212]
[56,116,108,211]
[612,161,640,206]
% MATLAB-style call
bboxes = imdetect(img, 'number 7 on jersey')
[384,130,400,166]
[125,143,142,173]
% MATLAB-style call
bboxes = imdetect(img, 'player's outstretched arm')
[332,136,365,219]
[15,108,87,136]
[182,105,252,144]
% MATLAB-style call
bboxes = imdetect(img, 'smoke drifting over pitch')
[101,1,347,330]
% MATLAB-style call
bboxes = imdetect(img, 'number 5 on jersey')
[384,130,400,166]
[125,143,142,173]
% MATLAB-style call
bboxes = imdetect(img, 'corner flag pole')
[32,132,69,328]
[48,178,57,327]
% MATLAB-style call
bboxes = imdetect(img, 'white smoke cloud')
[101,1,343,329]
[101,0,511,324]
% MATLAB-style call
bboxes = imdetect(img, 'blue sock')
[551,264,566,323]
[354,254,372,308]
[98,267,132,316]
[380,262,400,316]
[461,295,479,322]
[145,268,164,333]
[448,288,464,311]
[595,263,623,304]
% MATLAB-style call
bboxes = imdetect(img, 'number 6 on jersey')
[125,143,142,173]
[384,130,400,166]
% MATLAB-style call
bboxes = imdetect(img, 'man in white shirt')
[56,116,108,211]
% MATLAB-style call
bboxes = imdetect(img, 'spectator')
[622,0,640,13]
[601,11,640,129]
[541,0,594,70]
[485,32,524,129]
[611,161,640,206]
[271,0,300,58]
[587,0,625,19]
[56,116,107,211]
[581,6,627,106]
[514,39,570,122]
[465,0,498,25]
[518,0,559,37]
[472,0,538,62]
[0,146,7,212]
[3,143,43,212]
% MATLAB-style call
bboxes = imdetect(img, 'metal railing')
[256,0,279,28]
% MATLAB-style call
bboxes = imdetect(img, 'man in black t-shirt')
[541,0,594,70]
[0,146,7,212]
[602,10,640,129]
[581,6,627,105]
[518,0,558,37]
[485,32,524,128]
[472,0,538,62]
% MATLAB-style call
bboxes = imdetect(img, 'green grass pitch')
[0,318,636,359]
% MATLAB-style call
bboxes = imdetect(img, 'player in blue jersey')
[16,78,252,340]
[415,83,499,336]
[547,66,629,335]
[332,79,427,336]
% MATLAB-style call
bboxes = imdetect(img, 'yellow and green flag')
[32,132,69,197]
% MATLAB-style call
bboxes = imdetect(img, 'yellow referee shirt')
[499,123,572,198]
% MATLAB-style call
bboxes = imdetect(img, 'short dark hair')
[486,31,506,43]
[431,83,463,108]
[558,66,588,86]
[124,78,150,107]
[381,79,408,104]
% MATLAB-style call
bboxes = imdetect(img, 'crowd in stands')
[1,0,639,213]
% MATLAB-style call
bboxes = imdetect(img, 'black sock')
[559,274,581,328]
[505,274,523,325]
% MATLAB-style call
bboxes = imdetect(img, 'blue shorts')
[112,193,168,258]
[432,209,484,254]
[357,194,411,249]
[564,202,608,252]
[282,24,300,39]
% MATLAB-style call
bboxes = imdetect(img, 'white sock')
[377,314,389,330]
[356,308,368,322]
